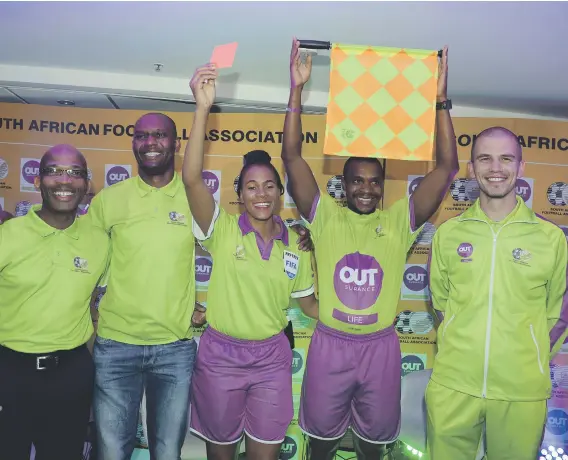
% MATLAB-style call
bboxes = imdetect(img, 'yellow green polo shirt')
[87,173,196,345]
[0,206,110,353]
[194,204,315,340]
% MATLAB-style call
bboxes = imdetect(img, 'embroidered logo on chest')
[73,257,90,274]
[168,211,187,226]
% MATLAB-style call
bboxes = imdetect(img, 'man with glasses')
[0,144,110,460]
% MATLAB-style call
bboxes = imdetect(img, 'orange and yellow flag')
[324,44,439,161]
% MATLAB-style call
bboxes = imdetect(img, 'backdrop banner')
[2,102,568,458]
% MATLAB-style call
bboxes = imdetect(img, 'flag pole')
[298,40,443,57]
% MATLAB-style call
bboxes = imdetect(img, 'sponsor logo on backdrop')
[292,349,305,383]
[401,353,427,378]
[0,197,4,211]
[0,157,10,191]
[104,164,131,187]
[401,264,430,301]
[327,175,346,202]
[411,222,437,256]
[407,175,424,196]
[0,158,8,180]
[516,177,534,208]
[551,353,568,400]
[542,182,568,218]
[15,200,32,216]
[395,310,435,345]
[280,436,298,460]
[195,256,213,291]
[202,170,221,202]
[546,409,568,436]
[20,158,40,193]
[284,174,296,209]
[87,168,93,180]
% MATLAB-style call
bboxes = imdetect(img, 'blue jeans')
[93,336,196,460]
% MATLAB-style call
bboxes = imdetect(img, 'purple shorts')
[299,322,401,443]
[190,327,293,445]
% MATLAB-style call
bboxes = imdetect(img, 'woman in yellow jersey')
[182,64,319,460]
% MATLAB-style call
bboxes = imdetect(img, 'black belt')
[0,344,85,371]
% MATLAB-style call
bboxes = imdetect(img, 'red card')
[210,42,238,69]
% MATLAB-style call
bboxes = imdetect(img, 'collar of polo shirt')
[27,204,80,240]
[135,172,182,198]
[237,212,289,246]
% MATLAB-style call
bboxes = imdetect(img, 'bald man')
[0,144,110,460]
[87,113,205,460]
[426,127,568,459]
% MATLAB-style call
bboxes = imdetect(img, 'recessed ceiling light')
[57,100,75,106]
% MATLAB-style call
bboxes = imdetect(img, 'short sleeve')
[300,190,340,243]
[388,195,424,251]
[291,246,315,299]
[87,192,108,233]
[191,203,228,254]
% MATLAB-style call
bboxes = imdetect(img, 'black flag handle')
[298,40,443,57]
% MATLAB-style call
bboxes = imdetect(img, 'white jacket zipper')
[530,324,544,374]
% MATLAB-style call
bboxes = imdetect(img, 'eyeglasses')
[40,167,88,179]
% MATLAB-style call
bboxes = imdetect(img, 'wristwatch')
[436,99,452,110]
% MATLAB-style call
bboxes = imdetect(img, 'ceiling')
[0,1,567,117]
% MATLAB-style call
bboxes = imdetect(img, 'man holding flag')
[281,38,458,459]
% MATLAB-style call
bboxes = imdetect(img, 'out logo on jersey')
[333,252,383,309]
[105,164,131,187]
[202,170,221,202]
[546,409,568,436]
[457,242,474,261]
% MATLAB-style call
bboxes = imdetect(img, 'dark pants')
[0,344,94,460]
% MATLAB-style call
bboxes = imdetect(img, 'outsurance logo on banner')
[104,164,132,187]
[401,353,427,378]
[292,349,305,383]
[20,158,40,193]
[202,170,221,202]
[401,264,430,301]
[195,255,213,292]
[516,177,534,208]
[546,408,568,436]
[280,435,299,460]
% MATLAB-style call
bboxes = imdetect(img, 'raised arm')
[412,47,459,229]
[183,64,218,235]
[281,38,319,220]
